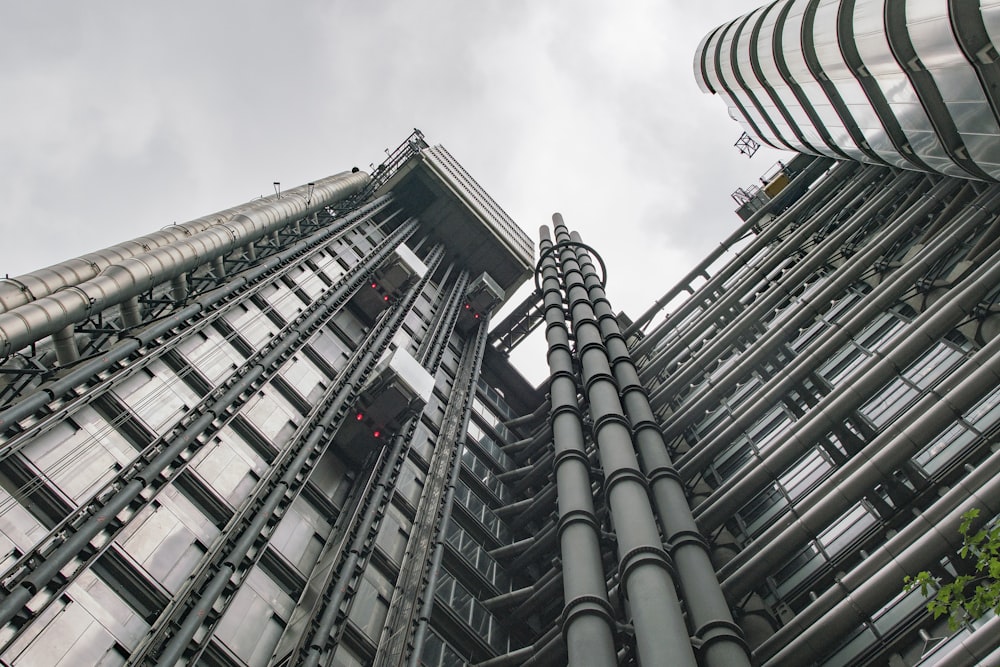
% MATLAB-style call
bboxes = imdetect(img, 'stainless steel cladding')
[695,0,1000,180]
[0,171,369,313]
[0,171,369,357]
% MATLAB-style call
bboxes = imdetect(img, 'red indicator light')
[474,313,480,319]
[373,430,381,438]
[371,282,377,288]
[356,412,364,421]
[383,295,390,302]
[464,303,470,309]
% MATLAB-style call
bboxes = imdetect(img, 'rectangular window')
[214,567,293,666]
[223,303,278,347]
[21,406,134,502]
[0,591,138,665]
[244,388,301,447]
[261,282,305,322]
[347,569,391,641]
[113,361,200,431]
[309,330,350,372]
[279,354,327,403]
[116,495,215,592]
[189,430,266,506]
[176,329,244,384]
[269,497,331,574]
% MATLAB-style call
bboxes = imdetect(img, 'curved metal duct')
[0,171,369,357]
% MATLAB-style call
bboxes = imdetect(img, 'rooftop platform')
[373,135,533,300]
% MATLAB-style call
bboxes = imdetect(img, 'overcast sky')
[0,1,783,383]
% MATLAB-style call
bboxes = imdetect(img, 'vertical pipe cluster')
[538,227,617,667]
[549,214,698,666]
[569,229,750,667]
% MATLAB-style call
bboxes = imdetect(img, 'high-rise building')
[694,0,1000,180]
[2,118,1000,667]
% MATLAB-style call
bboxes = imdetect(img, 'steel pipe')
[537,225,617,667]
[639,165,890,388]
[759,446,1000,665]
[552,215,698,667]
[0,195,393,434]
[720,330,1000,601]
[51,324,79,366]
[0,171,369,314]
[695,241,1000,532]
[0,171,369,357]
[678,187,1000,486]
[408,316,492,667]
[933,616,1000,667]
[570,230,750,667]
[648,169,927,409]
[625,156,842,347]
[660,176,959,439]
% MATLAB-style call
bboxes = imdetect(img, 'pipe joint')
[629,418,661,436]
[647,464,682,486]
[667,529,711,553]
[692,619,749,655]
[576,339,607,360]
[548,368,577,388]
[557,508,601,536]
[590,410,630,437]
[594,310,619,328]
[545,339,573,360]
[560,594,616,633]
[603,467,649,495]
[552,447,590,470]
[583,371,619,397]
[618,544,675,581]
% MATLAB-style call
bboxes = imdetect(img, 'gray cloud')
[0,1,783,382]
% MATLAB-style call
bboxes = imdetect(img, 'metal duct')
[0,195,392,434]
[0,170,369,357]
[552,214,698,667]
[569,230,750,667]
[0,170,369,313]
[538,225,617,667]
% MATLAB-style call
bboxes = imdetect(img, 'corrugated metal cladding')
[696,0,1000,180]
